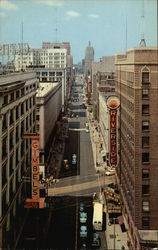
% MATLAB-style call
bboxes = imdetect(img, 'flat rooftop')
[36,82,60,97]
[0,71,36,87]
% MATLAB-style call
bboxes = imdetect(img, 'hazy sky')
[0,0,157,63]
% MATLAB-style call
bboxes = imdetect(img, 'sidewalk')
[46,119,69,179]
[105,213,129,250]
[87,109,129,250]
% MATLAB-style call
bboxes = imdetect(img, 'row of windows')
[2,116,36,160]
[2,99,36,131]
[2,85,36,107]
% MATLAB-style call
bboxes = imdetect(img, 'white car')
[105,170,115,176]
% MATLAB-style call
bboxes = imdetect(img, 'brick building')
[115,47,158,249]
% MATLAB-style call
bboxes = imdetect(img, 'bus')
[93,202,103,231]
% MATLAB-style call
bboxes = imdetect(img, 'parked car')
[105,170,115,176]
[92,233,101,248]
[72,154,77,165]
[63,159,70,170]
[80,212,87,224]
[79,202,85,212]
[80,225,87,238]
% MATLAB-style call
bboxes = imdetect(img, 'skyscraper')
[84,41,94,76]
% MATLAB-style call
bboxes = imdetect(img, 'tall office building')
[115,48,158,249]
[84,41,94,76]
[0,72,38,249]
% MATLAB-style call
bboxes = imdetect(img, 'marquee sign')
[107,96,120,168]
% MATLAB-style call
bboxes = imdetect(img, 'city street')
[17,78,108,250]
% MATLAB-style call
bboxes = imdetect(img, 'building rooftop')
[0,71,36,87]
[36,82,60,97]
[139,229,158,242]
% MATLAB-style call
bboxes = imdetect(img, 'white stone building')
[36,82,62,166]
[0,71,38,249]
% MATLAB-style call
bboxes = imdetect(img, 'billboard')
[107,96,120,168]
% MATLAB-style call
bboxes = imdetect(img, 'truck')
[92,202,103,231]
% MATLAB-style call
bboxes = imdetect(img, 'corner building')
[115,48,158,249]
[0,72,38,249]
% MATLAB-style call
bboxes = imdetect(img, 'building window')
[10,155,14,175]
[10,131,14,151]
[21,120,24,136]
[29,98,32,108]
[142,72,149,84]
[142,104,149,115]
[16,126,19,143]
[10,92,14,102]
[142,217,149,228]
[42,72,47,76]
[16,148,19,165]
[33,110,36,122]
[49,72,55,76]
[142,137,149,148]
[142,201,150,212]
[56,72,62,76]
[33,96,35,105]
[142,169,149,179]
[142,89,149,99]
[142,185,149,195]
[26,100,28,111]
[36,115,40,121]
[29,114,32,126]
[21,88,24,96]
[16,106,19,120]
[142,121,149,131]
[10,109,14,125]
[2,114,7,131]
[2,138,7,159]
[21,103,24,115]
[21,141,24,156]
[2,165,7,187]
[2,95,8,106]
[142,153,149,163]
[26,117,28,130]
[16,90,19,99]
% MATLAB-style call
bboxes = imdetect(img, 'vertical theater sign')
[107,96,120,168]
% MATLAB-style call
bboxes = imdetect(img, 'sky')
[0,0,157,63]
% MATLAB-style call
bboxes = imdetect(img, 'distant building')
[84,41,94,77]
[0,71,38,249]
[115,47,158,250]
[35,67,67,112]
[91,56,115,119]
[36,82,62,166]
[42,42,71,55]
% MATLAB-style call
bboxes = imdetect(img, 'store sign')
[32,139,39,199]
[107,96,120,168]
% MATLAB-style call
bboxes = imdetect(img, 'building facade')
[0,72,38,249]
[36,82,62,165]
[115,48,158,249]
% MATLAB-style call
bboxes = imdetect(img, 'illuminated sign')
[32,139,39,199]
[107,96,120,168]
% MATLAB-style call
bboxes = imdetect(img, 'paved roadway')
[17,77,110,250]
